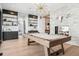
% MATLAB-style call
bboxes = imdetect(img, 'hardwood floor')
[0,36,79,56]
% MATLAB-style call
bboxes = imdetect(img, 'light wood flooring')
[0,36,79,56]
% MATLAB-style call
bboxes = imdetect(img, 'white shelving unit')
[2,14,18,32]
[28,14,38,32]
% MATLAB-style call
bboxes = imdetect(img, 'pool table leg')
[27,38,30,46]
[61,43,64,54]
[44,46,50,56]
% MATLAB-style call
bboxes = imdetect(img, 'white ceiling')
[1,3,79,15]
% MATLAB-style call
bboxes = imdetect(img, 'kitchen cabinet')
[2,9,18,40]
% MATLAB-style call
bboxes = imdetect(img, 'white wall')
[50,12,61,35]
[18,13,25,35]
[67,8,79,45]
[50,5,79,46]
[38,16,45,33]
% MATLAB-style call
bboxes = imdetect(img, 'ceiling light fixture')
[35,4,50,16]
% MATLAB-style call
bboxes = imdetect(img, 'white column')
[38,16,45,33]
[50,12,56,35]
[24,14,28,34]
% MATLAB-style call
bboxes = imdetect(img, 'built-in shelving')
[28,14,38,33]
[2,9,18,41]
[2,9,18,32]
